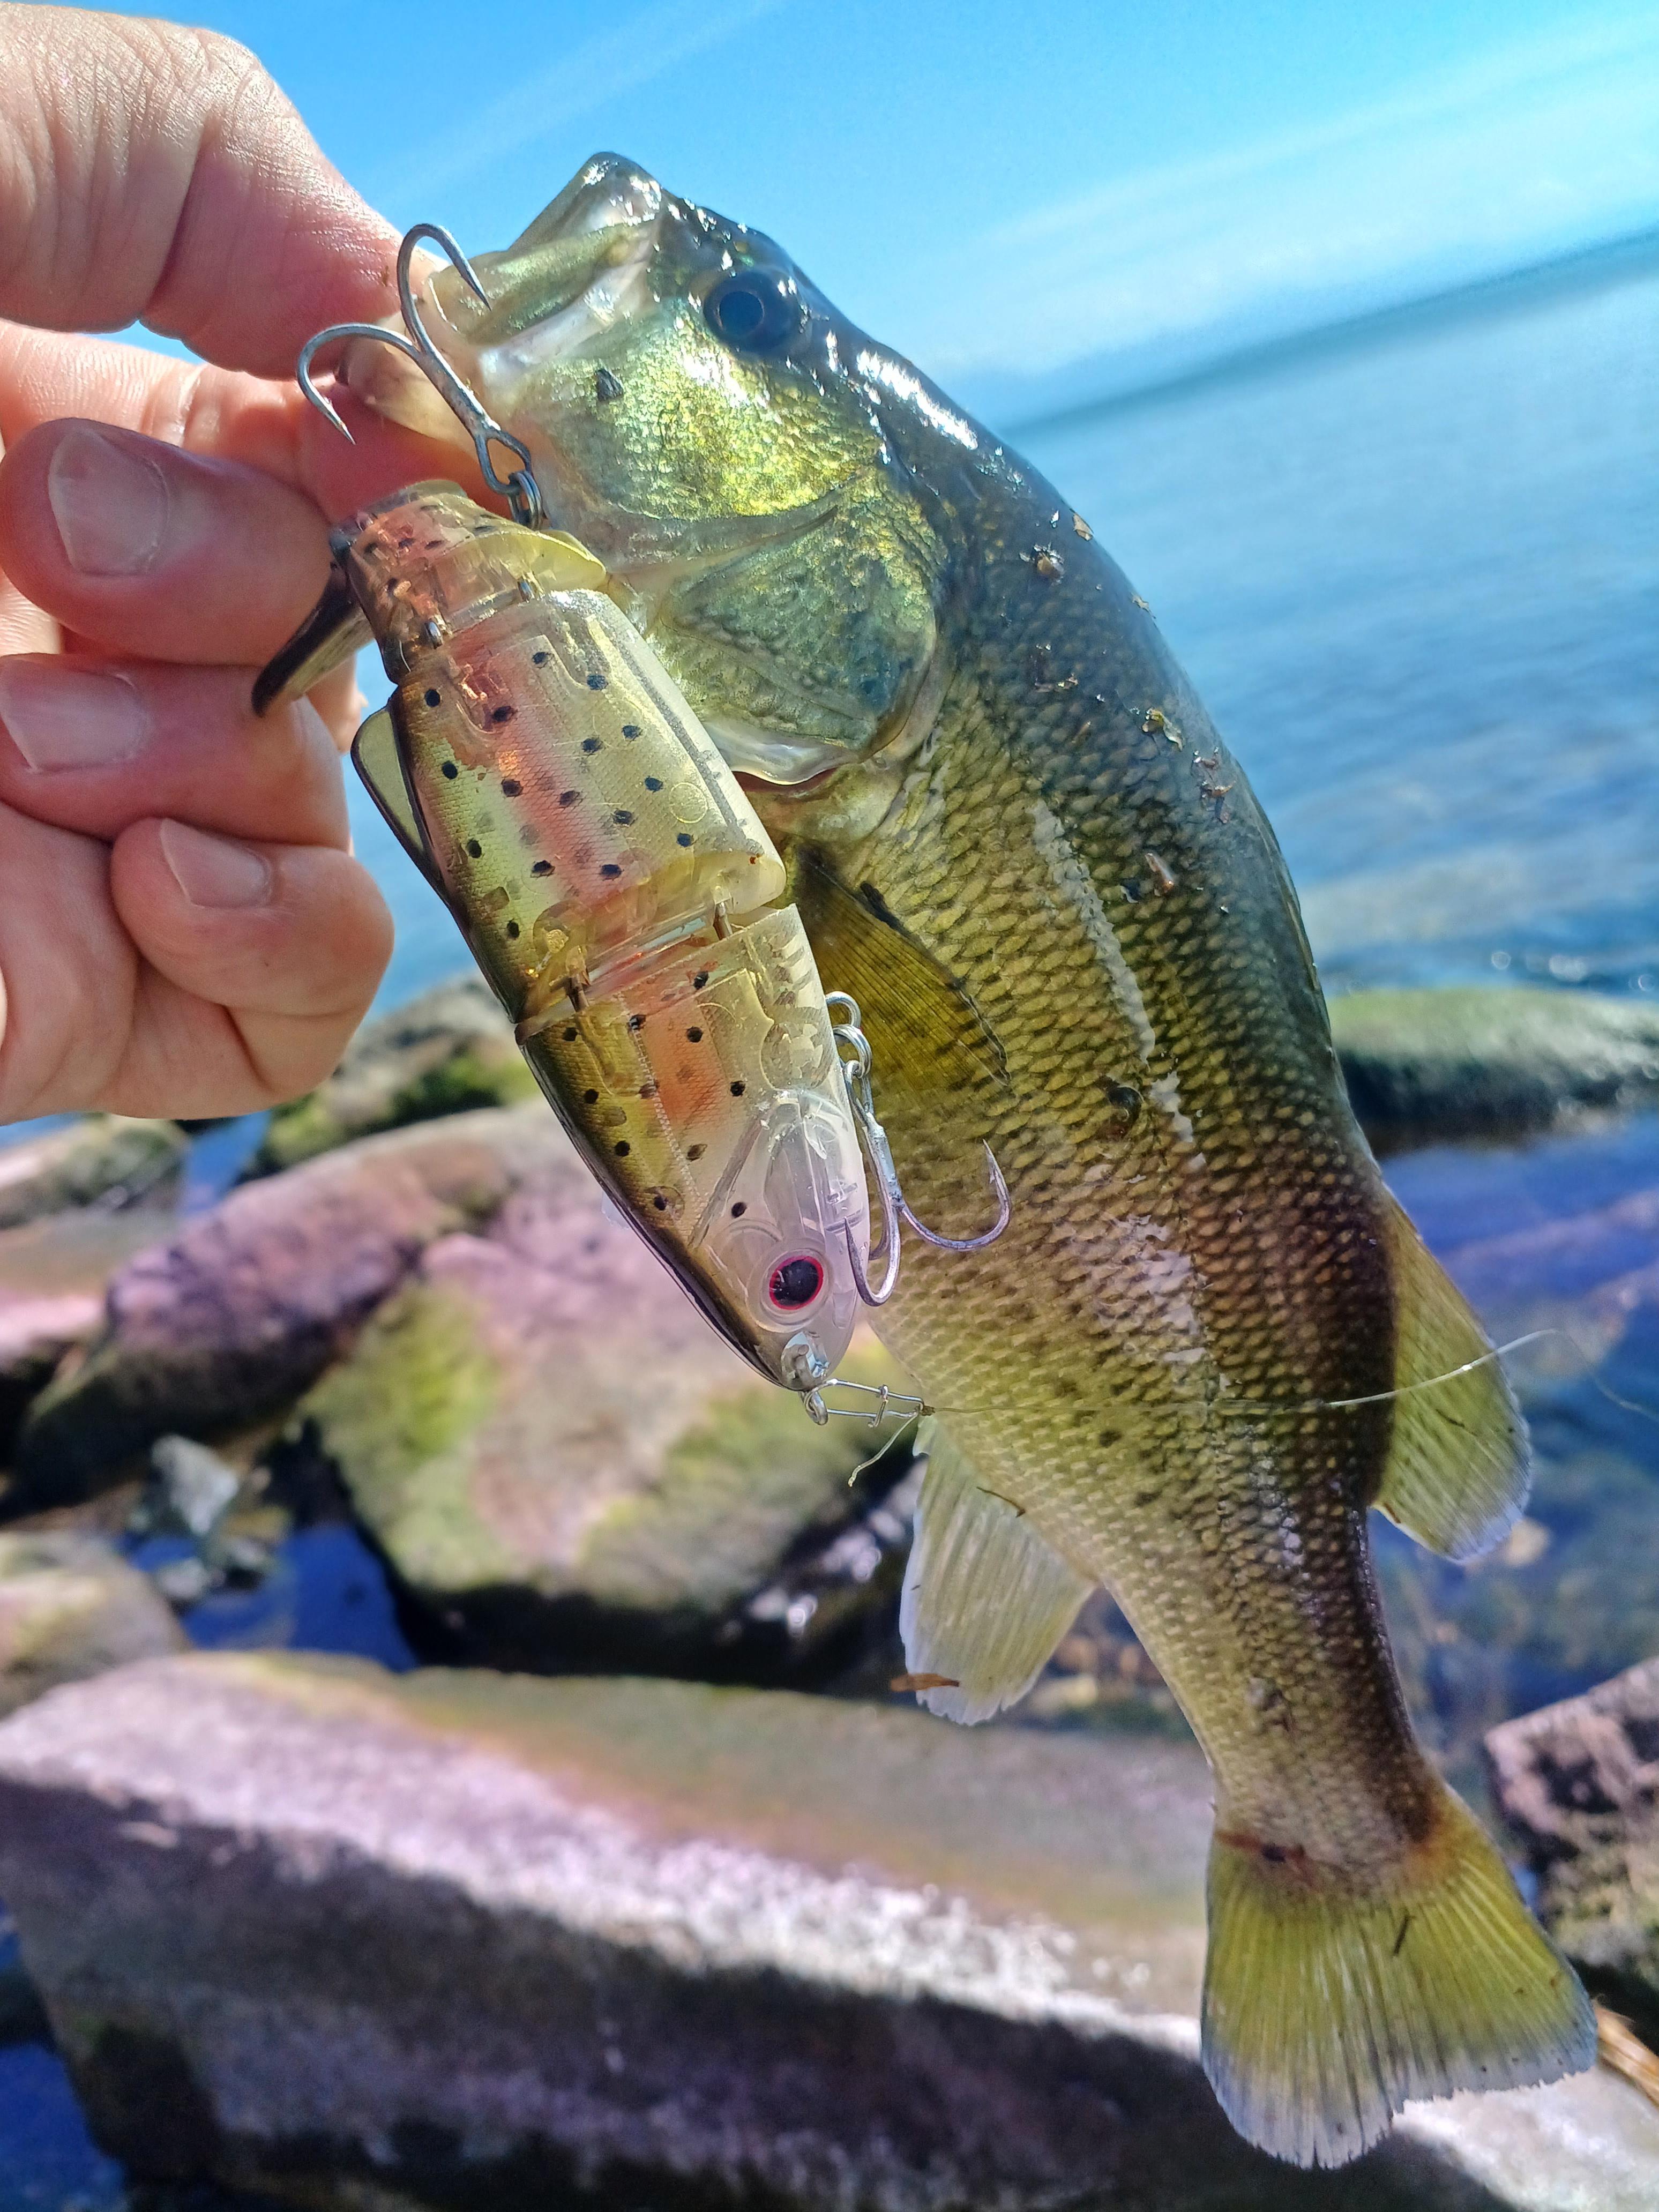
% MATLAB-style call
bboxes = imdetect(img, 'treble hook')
[826,992,1011,1310]
[296,222,544,529]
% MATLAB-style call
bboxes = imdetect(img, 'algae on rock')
[253,977,534,1175]
[295,1164,918,1675]
[1331,985,1659,1153]
[0,1533,184,1717]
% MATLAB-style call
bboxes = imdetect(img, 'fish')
[331,156,1596,2164]
[258,480,871,1396]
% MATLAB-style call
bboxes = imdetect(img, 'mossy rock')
[253,976,535,1175]
[297,1191,917,1678]
[0,1116,185,1229]
[0,1531,183,1716]
[1331,986,1659,1153]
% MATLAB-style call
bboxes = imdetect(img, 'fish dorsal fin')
[899,1419,1094,1724]
[793,850,1007,1104]
[1372,1193,1530,1560]
[253,564,372,717]
[352,707,447,901]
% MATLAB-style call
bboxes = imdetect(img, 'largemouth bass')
[333,158,1594,2164]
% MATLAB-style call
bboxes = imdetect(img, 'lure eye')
[767,1254,825,1311]
[703,269,801,354]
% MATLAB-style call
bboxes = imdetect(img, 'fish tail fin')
[1201,1781,1594,2168]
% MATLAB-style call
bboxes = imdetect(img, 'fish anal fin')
[899,1421,1093,1724]
[1203,1780,1594,2167]
[253,563,372,717]
[352,707,446,901]
[1373,1194,1530,1561]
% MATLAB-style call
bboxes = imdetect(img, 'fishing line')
[1214,1328,1659,1431]
[835,1327,1659,1435]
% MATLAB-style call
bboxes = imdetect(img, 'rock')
[0,1116,186,1230]
[139,1438,244,1544]
[0,1534,184,1717]
[4,1656,1655,2209]
[1487,1657,1659,2045]
[294,1136,916,1676]
[1329,987,1659,1153]
[251,977,534,1175]
[8,1098,915,1678]
[0,1205,179,1470]
[11,1110,554,1510]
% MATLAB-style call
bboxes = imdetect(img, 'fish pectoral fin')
[1371,1193,1530,1560]
[793,851,1008,1103]
[252,562,372,716]
[898,1419,1094,1724]
[352,707,447,901]
[1202,1780,1594,2168]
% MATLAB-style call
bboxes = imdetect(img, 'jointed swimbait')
[264,476,872,1398]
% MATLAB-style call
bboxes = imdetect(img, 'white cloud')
[372,0,791,199]
[892,12,1659,381]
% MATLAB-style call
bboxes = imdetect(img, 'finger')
[307,660,369,754]
[0,657,350,848]
[0,801,134,1118]
[107,820,393,1114]
[0,574,55,656]
[0,9,400,373]
[0,419,335,663]
[0,321,480,520]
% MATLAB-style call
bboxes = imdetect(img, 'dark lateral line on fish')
[1393,1911,1413,1956]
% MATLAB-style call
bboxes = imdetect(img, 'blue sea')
[5,244,1658,2206]
[359,241,1659,1007]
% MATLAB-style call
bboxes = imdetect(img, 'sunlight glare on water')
[1015,259,1659,998]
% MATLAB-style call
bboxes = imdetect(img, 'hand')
[0,8,458,1122]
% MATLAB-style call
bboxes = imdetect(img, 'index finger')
[0,6,398,375]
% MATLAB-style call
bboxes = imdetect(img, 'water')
[1020,252,1659,997]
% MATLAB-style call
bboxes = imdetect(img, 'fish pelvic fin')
[1202,1781,1594,2169]
[898,1419,1093,1724]
[1372,1194,1531,1560]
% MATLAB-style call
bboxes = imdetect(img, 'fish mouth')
[340,155,664,449]
[433,155,665,380]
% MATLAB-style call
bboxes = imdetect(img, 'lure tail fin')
[1202,1781,1594,2168]
[252,563,370,716]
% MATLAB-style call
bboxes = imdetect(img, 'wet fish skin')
[362,158,1595,2163]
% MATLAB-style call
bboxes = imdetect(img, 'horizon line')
[1003,221,1659,439]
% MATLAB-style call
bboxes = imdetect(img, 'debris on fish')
[326,158,1595,2165]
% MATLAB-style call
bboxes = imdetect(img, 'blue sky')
[106,0,1659,402]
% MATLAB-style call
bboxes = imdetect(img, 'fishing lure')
[256,225,1007,1417]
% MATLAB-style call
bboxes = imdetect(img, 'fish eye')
[703,269,801,354]
[767,1254,825,1311]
